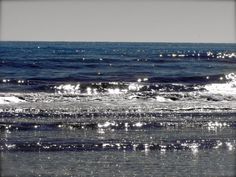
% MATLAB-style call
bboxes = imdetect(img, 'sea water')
[0,42,236,176]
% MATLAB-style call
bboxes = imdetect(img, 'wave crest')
[204,73,236,95]
[0,96,26,104]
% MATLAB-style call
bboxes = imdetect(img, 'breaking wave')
[204,73,236,95]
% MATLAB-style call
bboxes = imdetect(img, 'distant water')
[0,42,236,176]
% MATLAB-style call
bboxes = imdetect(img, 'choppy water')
[0,42,236,176]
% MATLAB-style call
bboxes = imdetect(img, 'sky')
[0,0,235,43]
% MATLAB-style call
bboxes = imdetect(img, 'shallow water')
[0,42,236,176]
[2,150,235,177]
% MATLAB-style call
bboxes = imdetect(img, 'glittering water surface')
[0,42,236,176]
[3,150,235,177]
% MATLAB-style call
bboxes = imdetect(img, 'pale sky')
[0,0,235,43]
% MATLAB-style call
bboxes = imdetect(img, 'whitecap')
[155,96,172,102]
[128,83,143,91]
[0,96,26,104]
[54,84,80,94]
[204,73,236,95]
[106,88,122,95]
[133,122,144,127]
[225,142,234,151]
[98,121,116,128]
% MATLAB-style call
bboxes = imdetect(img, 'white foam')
[102,143,110,148]
[144,143,149,152]
[214,140,223,149]
[225,142,234,151]
[189,143,199,154]
[54,84,80,94]
[86,87,92,95]
[5,144,16,149]
[207,121,229,131]
[98,121,116,128]
[106,88,123,95]
[156,96,171,102]
[0,96,25,104]
[134,122,144,127]
[204,73,236,95]
[128,83,143,91]
[15,108,24,113]
[216,52,236,59]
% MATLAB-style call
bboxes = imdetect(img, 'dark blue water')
[0,42,236,176]
[1,42,236,83]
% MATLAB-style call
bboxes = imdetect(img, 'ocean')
[0,42,236,176]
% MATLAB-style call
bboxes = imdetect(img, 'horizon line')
[1,40,236,45]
